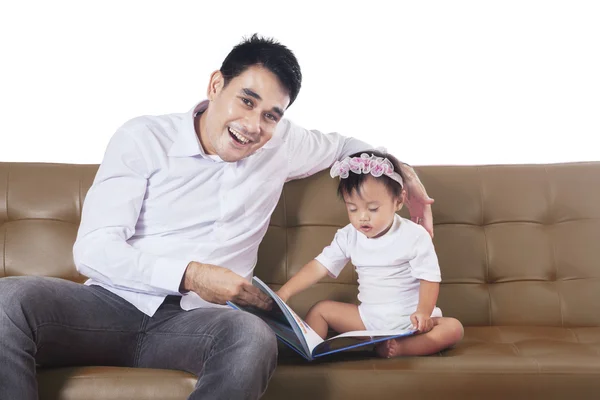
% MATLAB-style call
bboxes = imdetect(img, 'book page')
[276,299,326,354]
[329,328,416,340]
[227,301,307,357]
[311,328,417,358]
[252,277,325,354]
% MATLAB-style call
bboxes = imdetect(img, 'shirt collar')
[168,101,208,158]
[167,100,284,159]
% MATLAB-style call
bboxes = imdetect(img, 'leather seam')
[0,217,77,224]
[428,218,599,227]
[544,166,563,327]
[2,224,5,277]
[510,343,521,356]
[5,164,9,222]
[569,328,580,343]
[479,166,492,326]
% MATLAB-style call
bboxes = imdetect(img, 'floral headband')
[330,153,403,186]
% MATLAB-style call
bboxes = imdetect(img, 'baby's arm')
[276,259,329,302]
[408,227,442,332]
[412,280,440,332]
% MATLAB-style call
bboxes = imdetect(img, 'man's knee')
[0,276,54,310]
[0,277,35,310]
[0,277,39,332]
[0,276,70,330]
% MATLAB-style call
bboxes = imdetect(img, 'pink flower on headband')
[330,153,403,186]
[348,153,372,174]
[371,158,394,177]
[331,159,350,178]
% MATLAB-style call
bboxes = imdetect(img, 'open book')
[227,276,416,361]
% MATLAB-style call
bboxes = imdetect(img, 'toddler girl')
[277,150,464,358]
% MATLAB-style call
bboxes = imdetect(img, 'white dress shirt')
[73,101,371,316]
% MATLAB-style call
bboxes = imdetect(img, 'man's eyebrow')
[242,88,284,118]
[242,88,262,100]
[271,107,284,118]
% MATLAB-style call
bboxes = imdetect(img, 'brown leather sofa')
[1,161,599,399]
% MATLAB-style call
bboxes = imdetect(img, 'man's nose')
[244,110,261,134]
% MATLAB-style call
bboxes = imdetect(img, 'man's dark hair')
[220,34,302,107]
[337,150,405,200]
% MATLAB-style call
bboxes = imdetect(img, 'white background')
[1,0,598,165]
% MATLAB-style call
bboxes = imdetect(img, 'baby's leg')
[305,300,366,339]
[376,317,464,358]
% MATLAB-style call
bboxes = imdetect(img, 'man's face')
[199,65,290,162]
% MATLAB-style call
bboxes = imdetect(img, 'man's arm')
[281,119,371,182]
[73,128,190,296]
[74,126,273,309]
[281,119,435,236]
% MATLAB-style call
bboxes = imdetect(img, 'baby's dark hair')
[337,150,405,199]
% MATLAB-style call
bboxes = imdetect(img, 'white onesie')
[315,214,442,331]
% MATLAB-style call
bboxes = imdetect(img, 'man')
[0,34,434,399]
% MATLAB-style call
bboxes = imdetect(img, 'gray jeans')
[0,276,278,400]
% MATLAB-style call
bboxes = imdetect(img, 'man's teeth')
[229,128,249,144]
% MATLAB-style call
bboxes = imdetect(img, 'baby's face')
[343,176,403,239]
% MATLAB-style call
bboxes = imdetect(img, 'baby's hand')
[410,312,433,333]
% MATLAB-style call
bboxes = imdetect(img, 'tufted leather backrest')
[256,163,600,328]
[0,163,97,283]
[2,161,599,327]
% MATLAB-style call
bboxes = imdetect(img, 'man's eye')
[265,113,276,121]
[242,98,253,107]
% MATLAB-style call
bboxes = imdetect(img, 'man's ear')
[207,70,225,100]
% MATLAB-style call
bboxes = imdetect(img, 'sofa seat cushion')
[37,327,600,400]
[37,367,196,400]
[448,326,600,360]
[265,326,600,400]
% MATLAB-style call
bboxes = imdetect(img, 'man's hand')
[410,311,433,333]
[181,262,273,310]
[399,163,435,238]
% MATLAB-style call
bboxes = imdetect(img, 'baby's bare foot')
[375,339,403,358]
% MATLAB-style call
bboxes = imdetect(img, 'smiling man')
[0,35,434,400]
[199,66,288,161]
